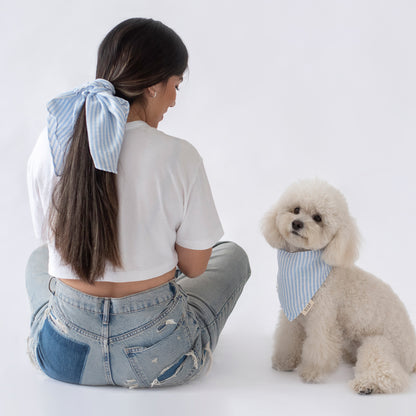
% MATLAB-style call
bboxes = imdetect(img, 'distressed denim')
[26,241,251,388]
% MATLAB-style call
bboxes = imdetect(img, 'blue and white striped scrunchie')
[47,79,130,175]
[277,249,332,321]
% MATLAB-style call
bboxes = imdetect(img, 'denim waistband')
[51,278,178,314]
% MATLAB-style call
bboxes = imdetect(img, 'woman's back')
[28,120,223,289]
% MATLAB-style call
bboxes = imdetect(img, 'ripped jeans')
[25,241,251,388]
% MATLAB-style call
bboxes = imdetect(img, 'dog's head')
[261,179,360,267]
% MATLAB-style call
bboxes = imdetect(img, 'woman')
[26,18,250,388]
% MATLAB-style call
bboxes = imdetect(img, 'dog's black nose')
[292,220,304,231]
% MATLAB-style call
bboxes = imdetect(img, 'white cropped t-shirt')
[27,121,224,282]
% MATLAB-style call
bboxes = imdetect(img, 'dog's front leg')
[272,309,305,371]
[297,302,342,383]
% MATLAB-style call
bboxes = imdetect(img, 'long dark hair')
[50,18,188,283]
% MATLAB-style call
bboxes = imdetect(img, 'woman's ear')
[147,86,158,98]
[321,217,361,267]
[261,204,286,249]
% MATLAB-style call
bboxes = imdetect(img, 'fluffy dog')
[261,179,416,394]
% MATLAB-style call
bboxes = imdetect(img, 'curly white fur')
[262,179,416,394]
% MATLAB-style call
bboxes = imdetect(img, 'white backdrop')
[1,1,416,415]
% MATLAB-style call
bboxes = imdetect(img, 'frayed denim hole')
[157,319,177,332]
[150,350,200,387]
[157,355,187,382]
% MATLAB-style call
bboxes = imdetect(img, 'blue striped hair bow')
[47,79,130,175]
[277,249,332,321]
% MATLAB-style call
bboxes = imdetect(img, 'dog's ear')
[321,217,360,267]
[261,204,286,249]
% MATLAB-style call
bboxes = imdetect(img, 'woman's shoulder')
[124,121,202,164]
[159,130,201,162]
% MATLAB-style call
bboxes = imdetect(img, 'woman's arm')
[175,244,212,278]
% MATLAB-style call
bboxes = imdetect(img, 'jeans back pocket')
[125,319,200,388]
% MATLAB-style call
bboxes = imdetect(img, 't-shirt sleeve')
[176,161,224,249]
[27,129,56,242]
[27,154,46,241]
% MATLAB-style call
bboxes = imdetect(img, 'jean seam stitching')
[109,294,183,343]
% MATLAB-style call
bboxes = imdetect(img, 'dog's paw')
[272,353,299,371]
[272,357,297,372]
[297,364,325,383]
[358,388,373,395]
[350,372,408,395]
[350,378,380,395]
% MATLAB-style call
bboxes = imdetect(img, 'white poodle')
[261,179,416,394]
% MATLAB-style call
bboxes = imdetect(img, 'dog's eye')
[293,207,300,215]
[313,214,322,223]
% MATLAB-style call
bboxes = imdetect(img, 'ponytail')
[48,18,188,283]
[50,106,121,283]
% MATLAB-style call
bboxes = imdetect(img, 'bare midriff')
[59,267,176,298]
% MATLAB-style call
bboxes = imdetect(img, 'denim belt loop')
[48,277,56,295]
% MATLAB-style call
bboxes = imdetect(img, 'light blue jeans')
[26,241,251,388]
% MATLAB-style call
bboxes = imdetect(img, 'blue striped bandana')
[47,79,130,175]
[277,249,332,321]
